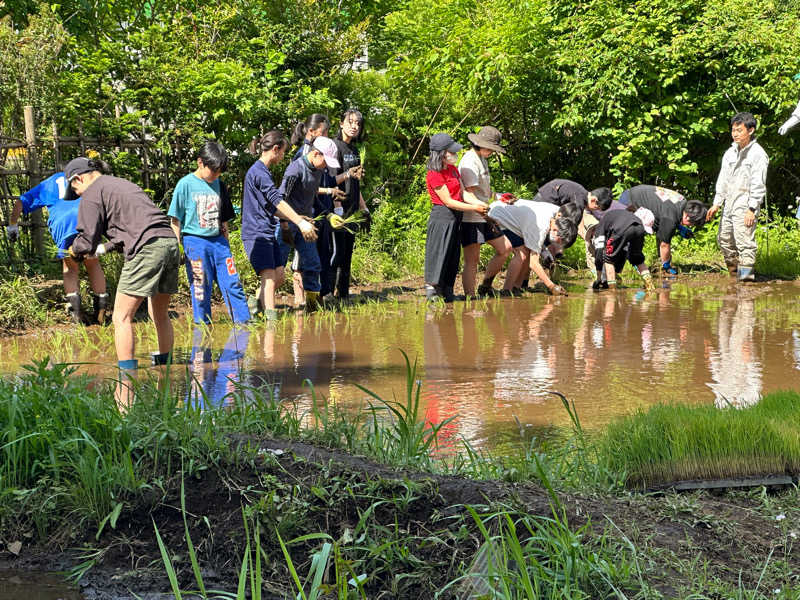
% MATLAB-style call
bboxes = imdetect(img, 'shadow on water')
[0,570,81,600]
[4,276,800,450]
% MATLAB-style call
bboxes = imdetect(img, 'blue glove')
[662,260,678,275]
[676,225,693,240]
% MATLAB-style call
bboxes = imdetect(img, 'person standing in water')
[329,109,370,302]
[65,157,181,373]
[241,130,318,320]
[705,112,769,282]
[169,140,250,324]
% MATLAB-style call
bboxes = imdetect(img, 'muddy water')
[3,277,800,448]
[0,570,81,599]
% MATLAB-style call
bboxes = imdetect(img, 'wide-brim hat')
[467,126,506,154]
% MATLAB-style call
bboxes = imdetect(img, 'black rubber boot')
[150,352,172,366]
[443,286,455,303]
[93,293,109,325]
[66,293,82,324]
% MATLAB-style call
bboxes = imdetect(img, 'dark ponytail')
[289,113,330,146]
[87,158,111,174]
[248,130,288,156]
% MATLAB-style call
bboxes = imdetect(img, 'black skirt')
[424,204,462,288]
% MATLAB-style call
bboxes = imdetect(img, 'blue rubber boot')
[737,266,755,282]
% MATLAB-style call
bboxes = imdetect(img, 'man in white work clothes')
[706,112,769,282]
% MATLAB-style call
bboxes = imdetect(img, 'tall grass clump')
[597,391,800,488]
[357,350,455,469]
[0,272,51,329]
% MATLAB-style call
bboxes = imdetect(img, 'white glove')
[94,243,108,256]
[334,207,344,216]
[779,115,800,136]
[6,224,19,242]
[298,219,313,234]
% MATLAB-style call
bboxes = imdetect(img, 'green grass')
[597,390,800,488]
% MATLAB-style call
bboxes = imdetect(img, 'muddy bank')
[2,435,796,598]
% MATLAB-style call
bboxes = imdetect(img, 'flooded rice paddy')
[0,569,81,599]
[3,276,800,448]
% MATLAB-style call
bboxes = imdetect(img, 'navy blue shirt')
[279,155,323,218]
[241,160,283,240]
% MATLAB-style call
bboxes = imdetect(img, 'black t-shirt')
[594,209,646,270]
[334,138,361,216]
[627,185,686,244]
[537,179,588,211]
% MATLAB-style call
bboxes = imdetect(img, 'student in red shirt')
[424,133,488,302]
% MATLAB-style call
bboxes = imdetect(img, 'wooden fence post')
[23,106,46,258]
[52,121,61,168]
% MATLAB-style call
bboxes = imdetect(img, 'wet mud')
[2,435,796,598]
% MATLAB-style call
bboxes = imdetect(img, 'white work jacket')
[712,140,769,213]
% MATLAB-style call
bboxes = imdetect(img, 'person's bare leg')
[84,256,107,294]
[503,250,525,291]
[483,236,512,283]
[258,268,278,311]
[113,292,144,360]
[293,271,304,307]
[112,292,144,409]
[148,293,174,354]
[461,243,480,297]
[62,258,80,295]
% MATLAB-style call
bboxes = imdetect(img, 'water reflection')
[0,570,81,600]
[186,326,251,409]
[706,291,762,409]
[4,278,800,448]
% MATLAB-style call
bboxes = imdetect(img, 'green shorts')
[117,236,180,297]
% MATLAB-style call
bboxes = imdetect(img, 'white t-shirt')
[458,149,491,224]
[488,200,558,253]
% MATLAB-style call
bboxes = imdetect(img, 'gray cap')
[429,133,462,153]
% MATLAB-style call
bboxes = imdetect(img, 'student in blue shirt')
[277,136,341,311]
[7,171,109,324]
[168,140,250,324]
[241,130,317,319]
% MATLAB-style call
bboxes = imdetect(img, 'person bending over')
[487,199,577,296]
[589,207,656,291]
[618,184,708,275]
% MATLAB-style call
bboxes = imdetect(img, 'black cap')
[429,133,462,153]
[62,158,95,200]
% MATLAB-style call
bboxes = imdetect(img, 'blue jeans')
[276,222,321,292]
[184,235,250,324]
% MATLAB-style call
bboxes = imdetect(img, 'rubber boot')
[66,292,82,324]
[304,291,320,312]
[150,351,172,366]
[92,293,109,325]
[477,283,494,298]
[425,284,442,301]
[737,266,755,282]
[443,286,455,303]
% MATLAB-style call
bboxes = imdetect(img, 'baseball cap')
[429,133,462,153]
[64,157,94,181]
[634,207,655,234]
[311,136,341,169]
[62,157,96,200]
